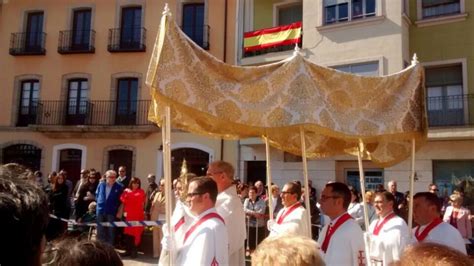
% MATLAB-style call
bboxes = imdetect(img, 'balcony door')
[25,12,44,52]
[71,9,92,50]
[116,78,138,125]
[120,6,142,49]
[108,149,133,179]
[17,80,39,127]
[182,3,205,47]
[66,79,89,125]
[426,65,464,126]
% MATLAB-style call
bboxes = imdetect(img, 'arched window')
[2,144,42,171]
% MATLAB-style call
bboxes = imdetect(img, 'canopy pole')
[299,127,312,239]
[408,138,416,234]
[161,106,174,266]
[357,140,372,266]
[264,136,274,220]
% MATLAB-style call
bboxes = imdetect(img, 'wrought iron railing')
[58,29,96,54]
[427,94,474,127]
[32,100,153,126]
[181,25,210,50]
[108,27,146,52]
[9,32,46,55]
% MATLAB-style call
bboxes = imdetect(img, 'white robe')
[412,221,467,255]
[176,208,229,266]
[216,185,246,266]
[269,202,311,238]
[318,214,366,266]
[368,214,409,266]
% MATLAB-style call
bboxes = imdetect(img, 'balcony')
[9,32,46,55]
[58,30,95,54]
[181,25,210,50]
[427,94,474,127]
[108,27,146,52]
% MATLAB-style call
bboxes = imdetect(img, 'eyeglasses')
[430,189,439,192]
[320,195,341,201]
[187,192,205,197]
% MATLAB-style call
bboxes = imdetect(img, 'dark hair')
[248,185,257,193]
[348,186,360,203]
[414,192,441,213]
[128,177,141,189]
[0,174,50,266]
[190,176,218,203]
[325,182,351,209]
[285,181,302,199]
[53,239,123,266]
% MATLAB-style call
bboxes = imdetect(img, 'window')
[422,0,460,19]
[182,3,206,48]
[17,80,39,126]
[72,9,92,49]
[25,12,44,52]
[277,3,302,26]
[433,160,474,211]
[324,0,375,24]
[116,78,138,125]
[120,6,142,49]
[425,64,464,126]
[66,79,89,125]
[2,144,42,171]
[346,170,383,191]
[333,61,379,76]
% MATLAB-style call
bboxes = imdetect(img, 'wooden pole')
[408,138,416,234]
[161,106,174,265]
[300,127,312,238]
[264,136,274,220]
[357,140,372,266]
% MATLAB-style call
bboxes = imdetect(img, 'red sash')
[321,213,352,253]
[276,202,302,224]
[183,212,225,244]
[415,218,442,242]
[372,212,396,236]
[174,216,185,232]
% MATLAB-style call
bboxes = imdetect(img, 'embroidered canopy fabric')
[146,15,427,167]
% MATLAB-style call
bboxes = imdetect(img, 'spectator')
[387,180,404,214]
[74,169,90,219]
[150,178,166,258]
[51,239,123,266]
[95,170,123,245]
[76,201,97,238]
[347,186,364,228]
[255,180,266,200]
[237,183,249,204]
[365,190,377,224]
[308,180,317,203]
[120,177,146,258]
[34,170,44,187]
[145,173,159,220]
[0,169,50,266]
[268,184,283,219]
[375,184,386,193]
[394,242,472,266]
[116,166,130,188]
[428,183,439,194]
[251,235,325,266]
[47,171,71,240]
[443,194,472,241]
[244,186,266,251]
[301,186,319,240]
[76,170,99,222]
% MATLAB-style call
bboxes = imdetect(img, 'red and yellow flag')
[244,21,302,52]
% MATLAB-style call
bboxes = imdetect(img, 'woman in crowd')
[237,183,249,204]
[443,194,472,240]
[150,178,166,258]
[244,186,266,251]
[75,170,99,220]
[120,177,146,258]
[48,171,71,240]
[347,186,364,227]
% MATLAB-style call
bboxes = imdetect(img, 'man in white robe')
[175,176,229,265]
[368,191,409,265]
[267,181,310,237]
[207,161,246,266]
[317,182,366,266]
[412,192,467,254]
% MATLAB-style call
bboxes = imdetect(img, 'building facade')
[235,0,473,208]
[0,0,239,184]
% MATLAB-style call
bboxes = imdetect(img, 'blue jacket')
[95,181,123,215]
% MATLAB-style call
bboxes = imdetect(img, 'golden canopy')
[146,13,427,167]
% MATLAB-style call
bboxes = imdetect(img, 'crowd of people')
[0,161,473,266]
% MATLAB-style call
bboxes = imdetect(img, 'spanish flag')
[244,21,302,52]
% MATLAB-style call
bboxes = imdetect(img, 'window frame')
[416,0,466,26]
[273,1,303,26]
[322,0,376,25]
[17,79,40,127]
